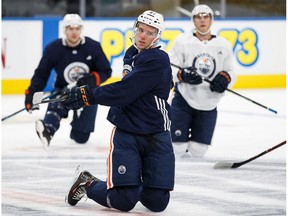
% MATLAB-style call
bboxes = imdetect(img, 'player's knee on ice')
[70,129,90,144]
[107,186,139,212]
[140,188,170,212]
[187,141,209,158]
[172,142,187,155]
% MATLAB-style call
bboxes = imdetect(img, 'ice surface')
[2,89,286,215]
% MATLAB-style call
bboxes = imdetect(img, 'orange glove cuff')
[91,71,101,86]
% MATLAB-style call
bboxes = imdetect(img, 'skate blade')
[35,121,49,150]
[65,165,81,204]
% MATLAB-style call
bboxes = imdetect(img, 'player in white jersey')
[169,4,236,158]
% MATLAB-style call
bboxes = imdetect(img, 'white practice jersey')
[169,32,236,111]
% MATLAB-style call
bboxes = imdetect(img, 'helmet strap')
[196,28,211,35]
[194,19,213,35]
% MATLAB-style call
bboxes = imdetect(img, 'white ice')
[2,89,286,216]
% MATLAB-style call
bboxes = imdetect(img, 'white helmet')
[131,10,165,50]
[191,4,214,18]
[63,14,83,31]
[191,4,214,35]
[136,10,165,37]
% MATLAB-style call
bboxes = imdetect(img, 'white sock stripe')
[46,110,61,121]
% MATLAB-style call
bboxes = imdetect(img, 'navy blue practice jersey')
[29,37,112,91]
[92,45,173,134]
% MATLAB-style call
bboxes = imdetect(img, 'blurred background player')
[62,10,175,212]
[169,4,236,158]
[24,13,112,148]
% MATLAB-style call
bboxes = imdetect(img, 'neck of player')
[66,38,81,47]
[195,31,212,41]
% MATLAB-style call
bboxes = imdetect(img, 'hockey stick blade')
[33,92,68,105]
[40,95,68,104]
[213,140,286,169]
[213,161,242,169]
[39,95,69,104]
[32,92,45,105]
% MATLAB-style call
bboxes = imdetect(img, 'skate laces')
[65,165,90,204]
[72,184,86,200]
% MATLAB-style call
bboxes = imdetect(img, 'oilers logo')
[175,130,182,136]
[63,62,89,83]
[122,64,133,78]
[122,52,136,78]
[193,53,216,78]
[118,165,126,174]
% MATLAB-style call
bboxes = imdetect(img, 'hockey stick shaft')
[231,140,286,168]
[1,108,26,121]
[35,95,69,105]
[1,93,55,122]
[170,63,277,114]
[2,82,76,122]
[214,140,286,169]
[176,6,193,17]
[176,0,200,18]
[32,81,76,105]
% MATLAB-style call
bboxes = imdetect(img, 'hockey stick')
[213,140,286,169]
[1,82,76,122]
[176,6,193,17]
[1,107,26,122]
[176,2,222,19]
[32,81,76,105]
[176,0,199,17]
[32,92,69,105]
[170,63,278,114]
[1,92,59,122]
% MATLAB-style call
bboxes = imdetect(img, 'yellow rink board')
[2,74,286,94]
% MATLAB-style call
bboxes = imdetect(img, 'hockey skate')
[35,120,52,149]
[66,169,98,206]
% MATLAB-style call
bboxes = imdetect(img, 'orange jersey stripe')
[107,127,116,189]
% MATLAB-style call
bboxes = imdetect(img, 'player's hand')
[177,67,202,85]
[24,88,40,113]
[62,85,94,110]
[77,72,100,88]
[210,71,231,93]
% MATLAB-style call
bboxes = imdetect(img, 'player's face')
[135,23,158,50]
[193,13,212,34]
[65,26,82,46]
